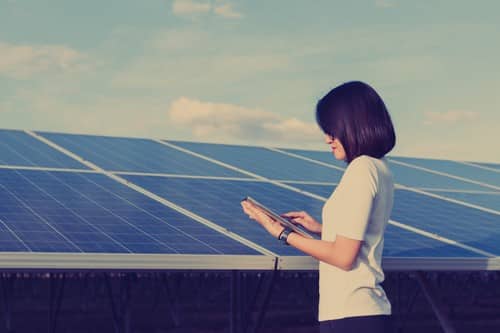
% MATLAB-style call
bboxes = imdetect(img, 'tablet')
[242,196,314,239]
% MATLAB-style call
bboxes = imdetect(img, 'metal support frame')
[298,273,318,320]
[229,272,243,333]
[105,273,132,333]
[79,273,91,314]
[251,269,279,333]
[416,271,456,333]
[228,269,280,333]
[48,273,66,333]
[160,273,180,327]
[0,273,14,333]
[392,272,421,333]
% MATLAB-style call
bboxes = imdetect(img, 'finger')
[242,204,274,225]
[241,203,257,219]
[281,211,304,218]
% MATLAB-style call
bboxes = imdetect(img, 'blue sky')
[1,0,499,162]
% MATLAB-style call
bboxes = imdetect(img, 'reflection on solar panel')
[0,129,499,271]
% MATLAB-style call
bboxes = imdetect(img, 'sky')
[1,0,499,163]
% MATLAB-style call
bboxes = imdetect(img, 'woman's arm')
[241,200,361,271]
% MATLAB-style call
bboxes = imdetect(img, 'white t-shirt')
[319,155,393,321]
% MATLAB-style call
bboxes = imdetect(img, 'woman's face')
[325,134,346,161]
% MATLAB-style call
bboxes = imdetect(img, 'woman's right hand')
[281,211,322,234]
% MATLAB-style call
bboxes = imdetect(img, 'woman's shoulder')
[345,155,393,184]
[346,155,378,173]
[349,155,390,171]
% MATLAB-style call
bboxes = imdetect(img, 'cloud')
[423,110,479,125]
[0,41,88,79]
[168,97,320,145]
[214,3,242,18]
[172,0,242,19]
[5,88,172,138]
[172,0,211,16]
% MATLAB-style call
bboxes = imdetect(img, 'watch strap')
[278,227,293,245]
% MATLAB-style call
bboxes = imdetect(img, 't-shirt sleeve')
[331,156,378,241]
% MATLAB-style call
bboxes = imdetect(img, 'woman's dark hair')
[316,81,396,163]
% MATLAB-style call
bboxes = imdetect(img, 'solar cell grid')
[389,156,500,189]
[122,175,324,256]
[392,189,500,255]
[474,162,500,171]
[389,162,490,191]
[0,129,87,169]
[121,175,489,258]
[168,141,345,183]
[258,183,500,256]
[383,224,482,257]
[281,148,346,168]
[39,132,248,178]
[0,169,258,255]
[424,191,500,211]
[280,147,495,192]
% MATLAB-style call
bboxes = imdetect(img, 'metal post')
[230,270,242,333]
[105,274,122,333]
[122,274,131,333]
[416,271,456,333]
[252,270,278,333]
[240,273,247,332]
[1,273,14,333]
[161,273,180,327]
[48,273,66,333]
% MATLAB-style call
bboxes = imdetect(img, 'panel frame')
[0,252,276,270]
[278,256,500,271]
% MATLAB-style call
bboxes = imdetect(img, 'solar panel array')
[0,129,499,271]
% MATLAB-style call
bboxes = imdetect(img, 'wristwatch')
[278,227,293,245]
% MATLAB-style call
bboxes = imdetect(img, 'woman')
[241,81,396,332]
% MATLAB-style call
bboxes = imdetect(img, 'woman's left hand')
[241,200,284,238]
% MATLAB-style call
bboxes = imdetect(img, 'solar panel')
[392,189,499,255]
[392,162,491,191]
[38,132,248,177]
[121,175,491,260]
[423,191,500,211]
[0,129,87,169]
[473,162,500,171]
[383,224,482,257]
[0,130,498,271]
[279,147,495,192]
[167,141,345,182]
[121,175,317,256]
[389,156,500,188]
[287,183,499,254]
[0,169,259,256]
[281,148,347,168]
